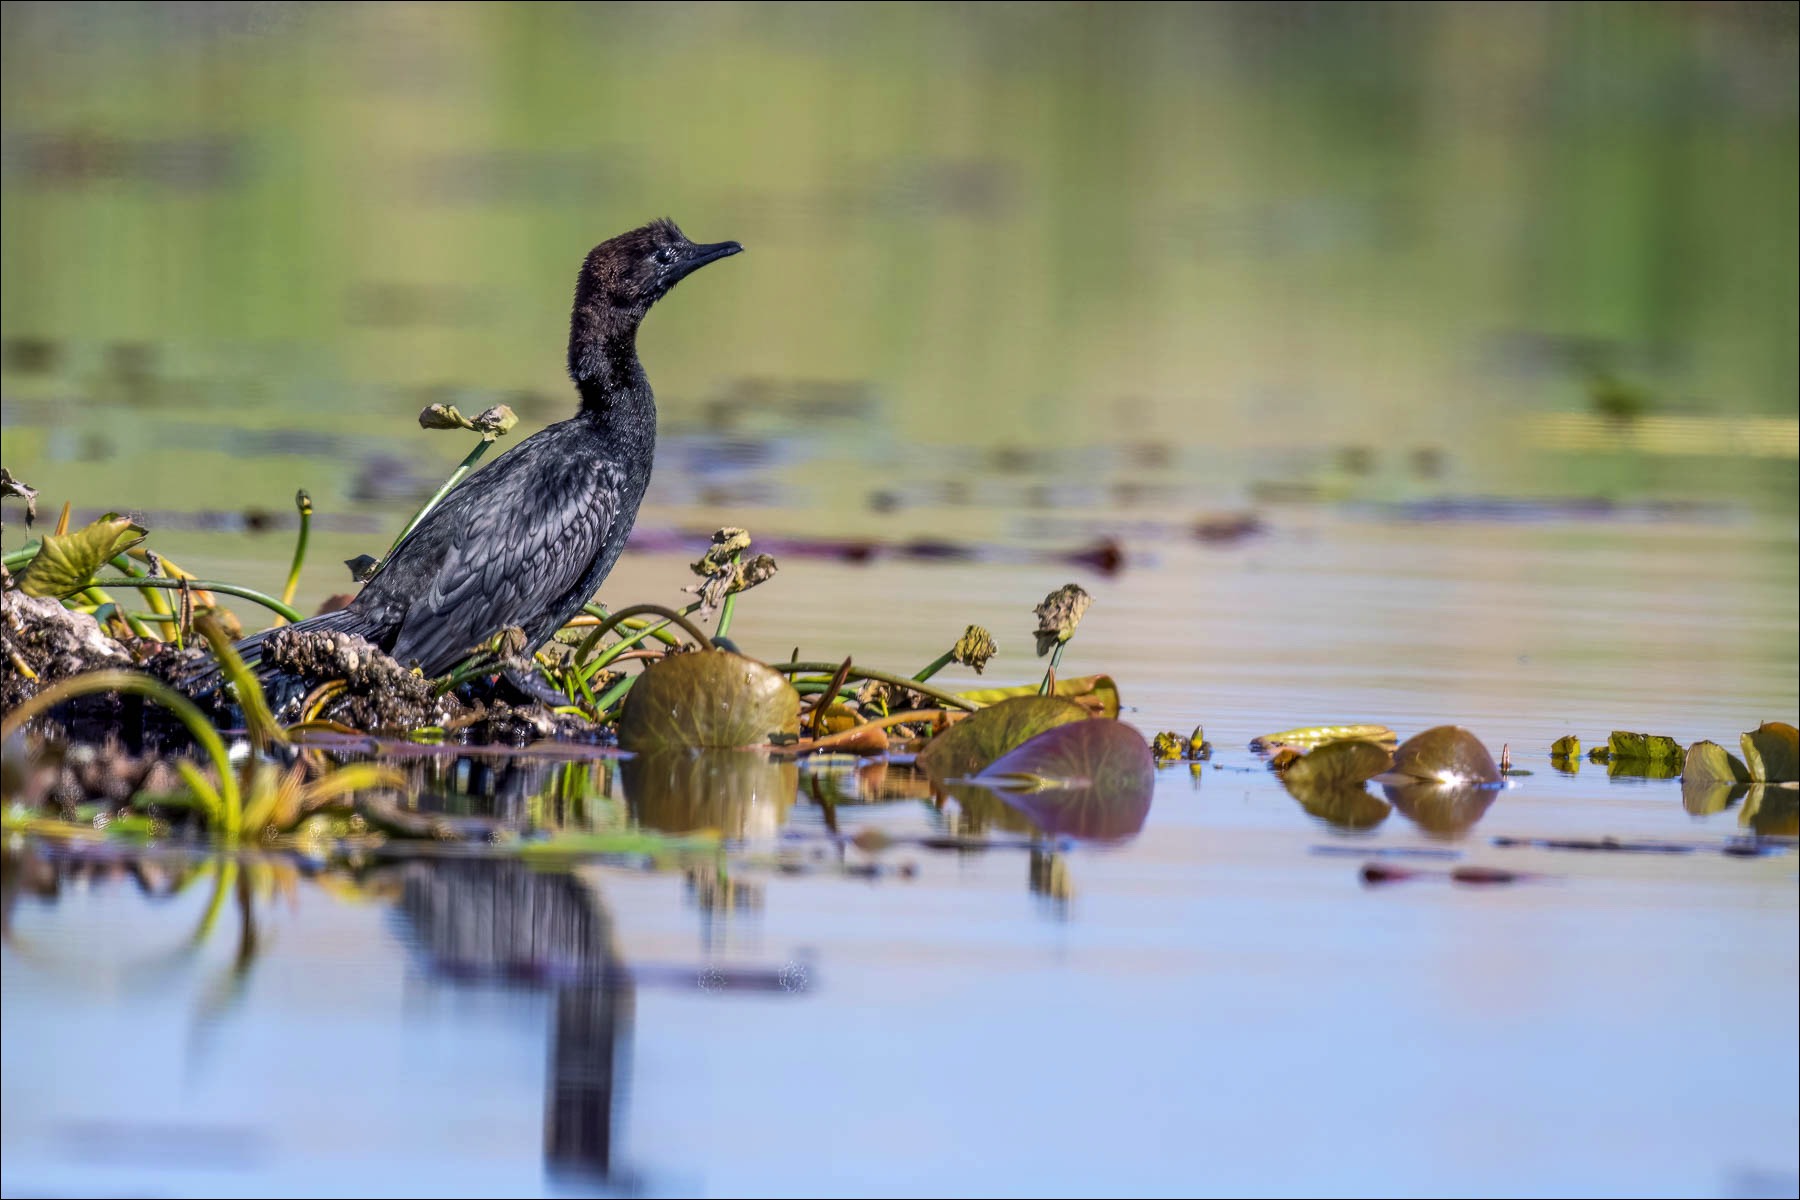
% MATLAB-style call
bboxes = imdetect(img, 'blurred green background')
[3,1,1796,572]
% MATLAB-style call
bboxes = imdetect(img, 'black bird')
[236,219,741,680]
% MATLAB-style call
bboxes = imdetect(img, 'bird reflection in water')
[394,858,631,1183]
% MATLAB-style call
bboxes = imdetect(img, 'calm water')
[3,4,1798,1197]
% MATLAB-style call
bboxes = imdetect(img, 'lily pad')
[622,749,798,838]
[16,513,148,598]
[1251,724,1396,753]
[617,650,801,750]
[957,674,1121,719]
[916,694,1089,780]
[1683,741,1750,786]
[1740,722,1799,783]
[1285,738,1394,789]
[966,719,1154,842]
[1607,731,1683,762]
[1387,726,1501,786]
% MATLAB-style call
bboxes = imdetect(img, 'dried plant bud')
[492,625,530,657]
[469,404,518,438]
[0,467,39,530]
[684,529,772,613]
[690,527,753,575]
[1032,583,1092,656]
[418,403,470,431]
[951,625,998,673]
[295,489,313,515]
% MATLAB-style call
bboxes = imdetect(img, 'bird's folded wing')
[390,458,624,676]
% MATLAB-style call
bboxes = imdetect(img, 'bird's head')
[580,218,742,319]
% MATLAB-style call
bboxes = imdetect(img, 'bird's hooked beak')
[669,239,743,284]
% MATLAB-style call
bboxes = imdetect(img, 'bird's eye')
[653,246,676,266]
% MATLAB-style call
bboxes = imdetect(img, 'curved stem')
[2,670,242,838]
[767,662,979,712]
[279,490,312,624]
[89,578,302,624]
[571,603,714,664]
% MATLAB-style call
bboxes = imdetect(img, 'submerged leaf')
[916,694,1089,780]
[968,719,1154,842]
[622,749,798,838]
[618,650,801,750]
[957,673,1120,719]
[1607,731,1683,761]
[1740,722,1799,783]
[1387,726,1501,785]
[16,514,149,598]
[1251,724,1397,753]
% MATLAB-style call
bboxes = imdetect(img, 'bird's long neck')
[571,320,658,488]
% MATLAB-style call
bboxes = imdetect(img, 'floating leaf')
[1387,726,1501,785]
[957,673,1120,719]
[1740,722,1799,783]
[16,514,148,598]
[1286,738,1394,789]
[1683,741,1750,786]
[916,694,1089,780]
[618,650,801,750]
[1550,734,1581,759]
[1152,731,1184,761]
[1607,731,1683,761]
[966,719,1154,842]
[622,749,798,838]
[1251,724,1396,753]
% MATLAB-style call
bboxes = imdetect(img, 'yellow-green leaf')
[16,514,148,597]
[957,673,1120,719]
[918,695,1089,780]
[1740,722,1799,783]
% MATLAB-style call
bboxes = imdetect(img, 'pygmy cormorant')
[238,219,741,679]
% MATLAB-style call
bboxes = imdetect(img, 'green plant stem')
[280,490,312,623]
[580,618,673,680]
[89,578,302,623]
[591,672,635,717]
[571,603,714,664]
[2,670,241,839]
[768,662,979,711]
[580,605,683,647]
[715,590,740,640]
[82,587,153,640]
[1039,641,1067,695]
[912,650,955,683]
[385,437,494,558]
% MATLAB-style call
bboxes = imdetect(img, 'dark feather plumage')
[224,219,742,683]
